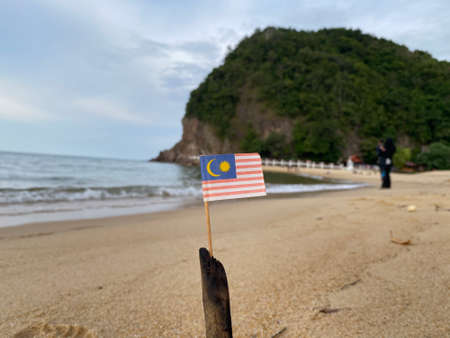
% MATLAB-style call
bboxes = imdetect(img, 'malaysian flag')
[200,153,266,202]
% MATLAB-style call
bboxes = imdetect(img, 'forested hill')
[156,27,450,165]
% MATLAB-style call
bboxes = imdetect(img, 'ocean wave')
[0,185,202,204]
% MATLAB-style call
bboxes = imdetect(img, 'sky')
[1,0,449,160]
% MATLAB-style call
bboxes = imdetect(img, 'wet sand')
[1,169,449,337]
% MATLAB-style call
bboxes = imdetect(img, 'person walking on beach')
[377,138,396,188]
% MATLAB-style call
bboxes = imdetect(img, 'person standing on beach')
[377,138,396,188]
[376,139,386,188]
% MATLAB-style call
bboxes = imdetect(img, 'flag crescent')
[207,159,220,177]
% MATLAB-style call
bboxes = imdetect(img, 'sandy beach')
[1,169,449,337]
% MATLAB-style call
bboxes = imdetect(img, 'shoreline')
[0,184,370,239]
[0,167,369,231]
[1,170,449,337]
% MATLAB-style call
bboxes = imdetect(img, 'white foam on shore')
[267,183,368,194]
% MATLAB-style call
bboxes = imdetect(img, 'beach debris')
[390,231,411,245]
[434,203,450,212]
[341,279,361,290]
[319,307,341,314]
[407,205,416,212]
[97,285,103,290]
[271,327,287,337]
[312,307,350,319]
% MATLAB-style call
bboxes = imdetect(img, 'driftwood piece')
[271,327,287,337]
[390,231,411,245]
[319,308,340,314]
[199,248,232,338]
[340,279,361,290]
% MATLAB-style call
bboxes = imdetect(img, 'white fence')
[262,158,378,172]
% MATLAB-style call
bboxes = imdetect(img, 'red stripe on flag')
[203,188,266,198]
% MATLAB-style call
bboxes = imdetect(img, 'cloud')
[74,97,153,125]
[0,80,52,122]
[118,36,222,94]
[0,95,49,122]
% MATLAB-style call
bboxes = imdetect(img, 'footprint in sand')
[14,322,97,338]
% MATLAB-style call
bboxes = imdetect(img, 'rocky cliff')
[153,86,294,165]
[154,117,229,165]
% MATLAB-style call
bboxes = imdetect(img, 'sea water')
[0,151,365,227]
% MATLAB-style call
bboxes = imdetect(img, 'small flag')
[200,153,266,202]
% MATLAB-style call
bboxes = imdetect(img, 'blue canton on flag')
[200,154,237,181]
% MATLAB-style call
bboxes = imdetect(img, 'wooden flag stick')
[204,201,213,257]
